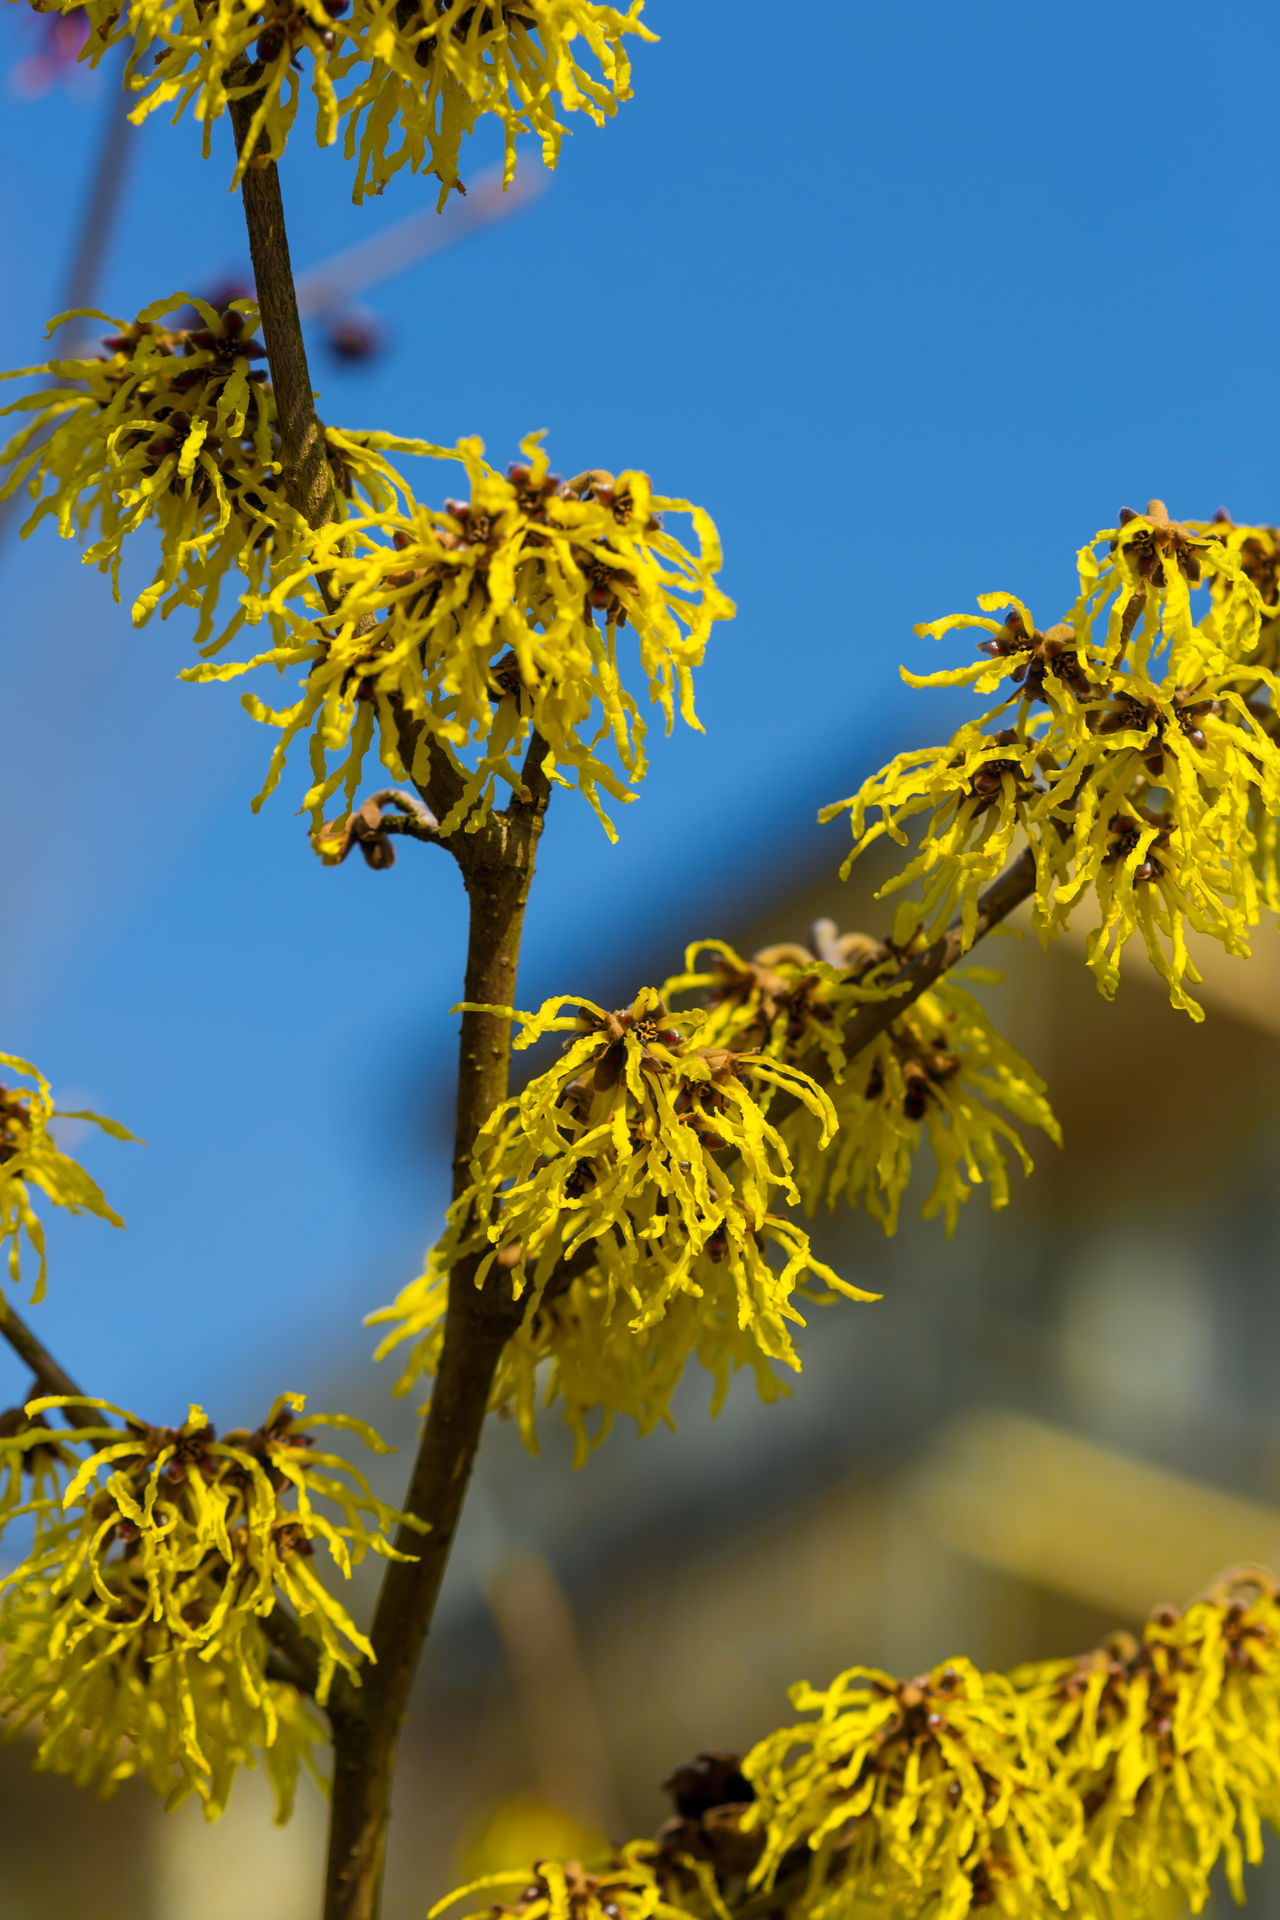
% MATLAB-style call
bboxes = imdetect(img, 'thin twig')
[838,845,1037,1058]
[367,788,436,829]
[378,811,441,846]
[0,1293,105,1431]
[260,1600,322,1697]
[228,71,338,535]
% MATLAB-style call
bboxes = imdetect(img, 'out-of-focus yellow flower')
[0,1051,136,1300]
[823,504,1280,1019]
[454,1793,610,1886]
[0,1578,327,1819]
[663,934,1059,1237]
[1015,1574,1280,1915]
[31,0,651,203]
[371,988,873,1460]
[0,295,401,648]
[189,434,733,837]
[430,1843,684,1920]
[744,1657,1081,1920]
[0,1390,421,1809]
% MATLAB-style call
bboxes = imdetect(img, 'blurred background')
[2,0,1280,1914]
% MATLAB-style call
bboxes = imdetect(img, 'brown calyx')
[655,1750,761,1895]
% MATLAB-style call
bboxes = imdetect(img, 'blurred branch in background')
[56,59,135,350]
[292,160,546,326]
[487,1550,622,1844]
[0,49,135,550]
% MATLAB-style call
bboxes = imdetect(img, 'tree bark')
[323,783,549,1920]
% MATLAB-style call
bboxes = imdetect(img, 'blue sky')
[0,0,1276,1427]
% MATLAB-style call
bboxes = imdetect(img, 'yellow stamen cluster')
[28,0,651,204]
[2,296,729,836]
[192,432,733,836]
[370,989,873,1460]
[823,503,1280,1019]
[0,296,398,647]
[0,1392,420,1810]
[664,936,1060,1237]
[0,1051,136,1300]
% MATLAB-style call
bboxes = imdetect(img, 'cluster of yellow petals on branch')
[0,1392,420,1815]
[0,1051,135,1300]
[193,432,733,837]
[436,1574,1280,1920]
[371,988,874,1462]
[743,1572,1280,1919]
[0,1571,324,1821]
[1,297,731,839]
[825,503,1280,1020]
[373,926,1059,1456]
[664,932,1059,1238]
[26,0,651,204]
[0,296,399,648]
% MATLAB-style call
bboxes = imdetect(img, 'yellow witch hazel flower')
[0,1576,327,1819]
[371,988,874,1459]
[1204,512,1280,669]
[823,502,1280,1020]
[822,976,1059,1237]
[0,295,402,648]
[334,0,656,204]
[0,1391,421,1811]
[189,433,733,838]
[0,1051,136,1300]
[29,0,651,204]
[743,1657,1082,1920]
[664,933,1060,1238]
[1015,1574,1280,1916]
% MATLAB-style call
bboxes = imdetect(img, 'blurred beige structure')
[6,853,1280,1919]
